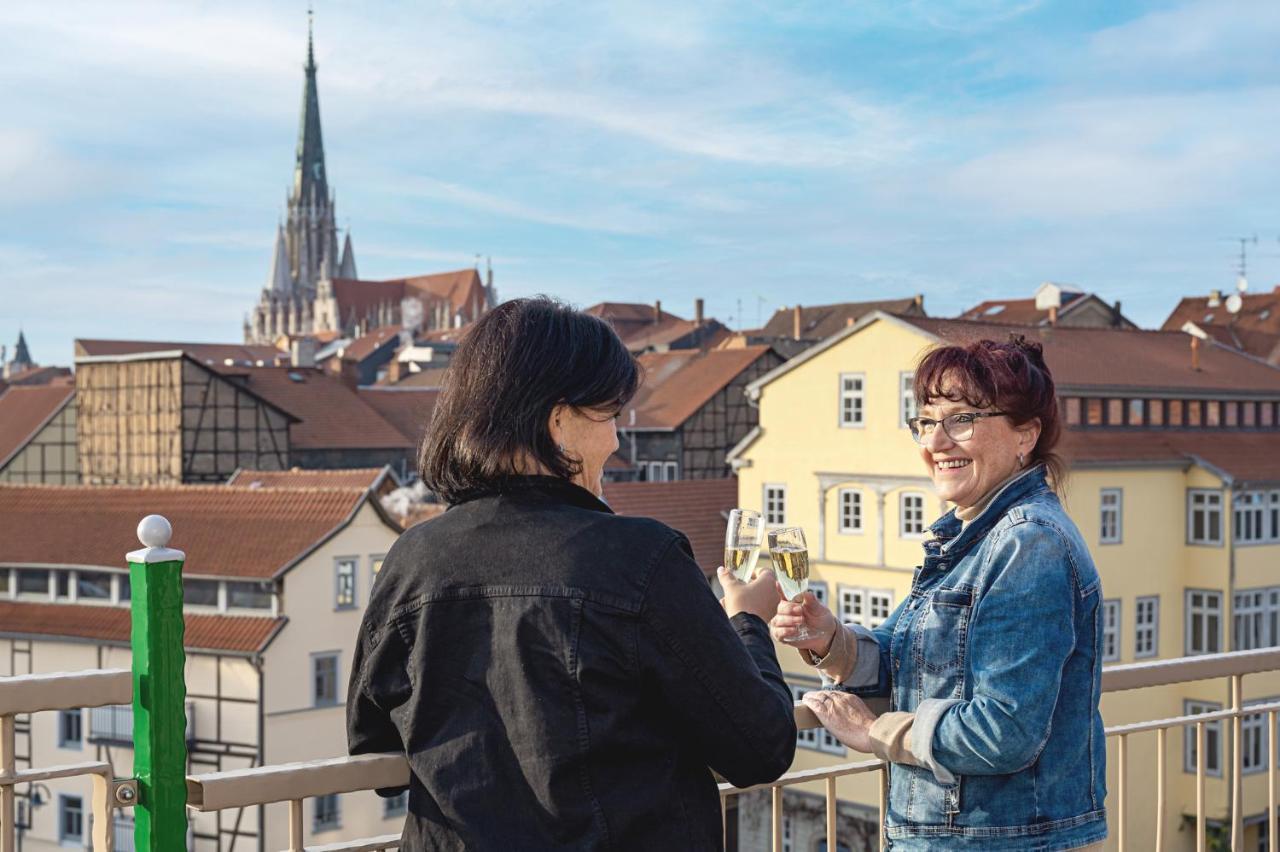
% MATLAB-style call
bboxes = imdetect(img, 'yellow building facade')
[731,312,1280,851]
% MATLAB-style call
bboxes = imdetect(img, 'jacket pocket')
[918,587,972,676]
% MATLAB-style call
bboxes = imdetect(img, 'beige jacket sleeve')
[799,624,858,684]
[867,711,924,768]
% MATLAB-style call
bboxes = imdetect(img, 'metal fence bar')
[824,777,836,850]
[1117,732,1127,852]
[288,799,304,852]
[1,715,14,852]
[1196,721,1206,852]
[770,785,782,852]
[1156,726,1166,851]
[1230,675,1242,852]
[1270,710,1278,852]
[878,767,888,852]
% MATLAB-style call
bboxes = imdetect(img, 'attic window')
[287,371,305,383]
[1262,309,1272,321]
[984,305,1005,316]
[1204,313,1214,323]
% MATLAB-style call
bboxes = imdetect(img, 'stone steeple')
[339,231,357,279]
[12,330,31,370]
[293,11,328,207]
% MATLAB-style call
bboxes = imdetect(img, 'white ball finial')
[137,515,173,549]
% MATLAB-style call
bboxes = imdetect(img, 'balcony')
[88,702,196,747]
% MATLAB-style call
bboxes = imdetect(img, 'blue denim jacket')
[843,465,1107,851]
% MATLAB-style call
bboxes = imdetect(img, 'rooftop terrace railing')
[3,516,1280,851]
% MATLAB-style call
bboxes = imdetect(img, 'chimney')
[695,298,704,327]
[913,293,924,312]
[793,305,803,340]
[387,355,403,384]
[1048,305,1058,326]
[654,300,662,324]
[339,359,361,390]
[1191,335,1201,371]
[290,337,317,369]
[1113,300,1122,327]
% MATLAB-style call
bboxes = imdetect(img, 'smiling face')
[549,404,620,498]
[918,378,1041,510]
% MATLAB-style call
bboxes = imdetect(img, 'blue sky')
[4,0,1280,365]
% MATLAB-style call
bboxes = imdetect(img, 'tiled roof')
[622,319,730,352]
[584,302,685,344]
[222,367,412,449]
[0,484,376,579]
[356,388,439,444]
[0,601,284,654]
[626,346,774,430]
[1162,287,1280,337]
[1190,324,1280,365]
[603,478,737,577]
[386,367,450,388]
[331,269,487,325]
[0,385,75,468]
[895,315,1280,393]
[958,297,1070,325]
[227,467,389,490]
[76,339,286,366]
[761,298,924,340]
[339,325,402,364]
[401,269,488,314]
[2,366,73,386]
[1060,429,1280,485]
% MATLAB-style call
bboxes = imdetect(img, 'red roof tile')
[895,316,1280,393]
[762,298,924,340]
[222,367,412,450]
[627,346,775,430]
[387,367,450,388]
[584,302,685,345]
[1162,287,1280,337]
[1189,324,1280,365]
[0,385,75,468]
[1060,428,1280,485]
[330,269,487,327]
[0,484,376,578]
[0,601,283,653]
[76,339,286,366]
[356,388,439,444]
[3,366,73,386]
[603,478,738,576]
[339,325,402,364]
[227,467,389,490]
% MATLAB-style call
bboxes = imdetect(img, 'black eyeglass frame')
[906,411,1008,444]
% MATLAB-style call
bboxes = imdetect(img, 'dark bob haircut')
[419,297,640,504]
[913,333,1065,488]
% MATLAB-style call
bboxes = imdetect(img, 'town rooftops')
[331,268,488,323]
[0,384,75,469]
[0,365,73,387]
[603,477,737,577]
[227,466,394,492]
[0,483,395,579]
[958,289,1135,329]
[626,345,774,430]
[334,325,402,364]
[760,297,925,341]
[1162,285,1280,337]
[0,601,284,654]
[356,387,439,445]
[76,338,287,367]
[1060,429,1280,487]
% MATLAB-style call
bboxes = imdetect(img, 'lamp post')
[13,783,50,852]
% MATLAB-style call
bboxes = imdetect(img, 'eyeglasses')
[907,411,1008,444]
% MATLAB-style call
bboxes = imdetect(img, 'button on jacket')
[845,465,1108,851]
[347,476,797,851]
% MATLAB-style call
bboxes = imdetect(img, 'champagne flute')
[724,509,764,582]
[768,526,814,643]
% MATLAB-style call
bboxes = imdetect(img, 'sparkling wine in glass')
[724,509,764,582]
[768,526,814,643]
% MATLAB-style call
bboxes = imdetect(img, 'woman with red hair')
[773,335,1107,851]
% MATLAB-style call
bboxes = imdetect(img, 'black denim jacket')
[347,476,796,851]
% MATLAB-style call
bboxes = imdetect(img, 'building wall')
[681,350,784,479]
[77,358,185,485]
[181,360,291,483]
[0,402,78,484]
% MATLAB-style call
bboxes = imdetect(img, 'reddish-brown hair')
[913,334,1065,488]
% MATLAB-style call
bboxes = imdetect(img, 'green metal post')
[127,514,189,851]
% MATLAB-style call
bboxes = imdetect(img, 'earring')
[1017,452,1026,467]
[558,443,566,453]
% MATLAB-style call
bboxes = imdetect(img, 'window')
[1188,399,1203,427]
[1135,596,1159,659]
[1107,398,1123,425]
[1188,490,1223,545]
[183,579,219,607]
[809,581,829,607]
[312,652,339,707]
[1101,600,1121,662]
[1065,397,1082,425]
[1243,705,1269,774]
[900,492,925,537]
[1086,399,1103,425]
[1206,400,1222,427]
[1244,402,1257,427]
[383,791,408,818]
[1128,398,1145,426]
[314,793,341,832]
[900,372,917,427]
[77,571,112,601]
[837,586,893,628]
[55,571,71,600]
[335,559,357,609]
[57,709,82,750]
[1184,700,1222,776]
[1099,489,1122,544]
[764,485,787,525]
[1169,399,1184,425]
[1271,492,1280,541]
[1235,590,1268,651]
[839,373,864,427]
[1186,590,1222,655]
[1235,491,1267,543]
[1148,399,1165,427]
[227,581,272,610]
[371,555,387,586]
[868,592,893,627]
[640,460,679,482]
[838,489,862,533]
[1225,401,1239,427]
[0,568,8,597]
[116,574,131,604]
[791,683,844,755]
[16,569,49,598]
[59,795,84,845]
[782,815,793,852]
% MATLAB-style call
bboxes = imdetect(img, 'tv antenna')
[1235,234,1258,290]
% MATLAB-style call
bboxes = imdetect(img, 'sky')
[4,0,1280,365]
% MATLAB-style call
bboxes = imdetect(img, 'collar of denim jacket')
[450,474,615,515]
[934,463,1049,557]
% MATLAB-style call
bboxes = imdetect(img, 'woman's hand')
[718,566,783,623]
[802,691,877,753]
[770,592,840,655]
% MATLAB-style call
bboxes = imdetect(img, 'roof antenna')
[1235,234,1257,292]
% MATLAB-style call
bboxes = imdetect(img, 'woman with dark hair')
[347,297,796,851]
[773,335,1107,851]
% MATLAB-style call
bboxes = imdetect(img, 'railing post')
[127,515,188,852]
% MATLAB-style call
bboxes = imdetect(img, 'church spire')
[12,330,32,370]
[268,225,292,293]
[339,230,357,279]
[293,8,328,206]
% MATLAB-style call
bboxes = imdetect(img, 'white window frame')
[371,553,387,586]
[383,790,408,818]
[1101,599,1121,662]
[59,794,84,845]
[1188,489,1224,546]
[313,793,342,832]
[335,557,358,610]
[764,484,787,526]
[1269,491,1280,541]
[312,651,340,708]
[790,682,845,756]
[900,492,925,539]
[1234,589,1268,651]
[839,373,865,428]
[1186,589,1223,656]
[1134,595,1159,659]
[809,581,829,608]
[837,586,864,626]
[57,709,82,751]
[1184,700,1223,777]
[900,371,918,428]
[1235,490,1269,544]
[1099,488,1123,545]
[838,488,863,534]
[868,591,893,628]
[1243,700,1273,775]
